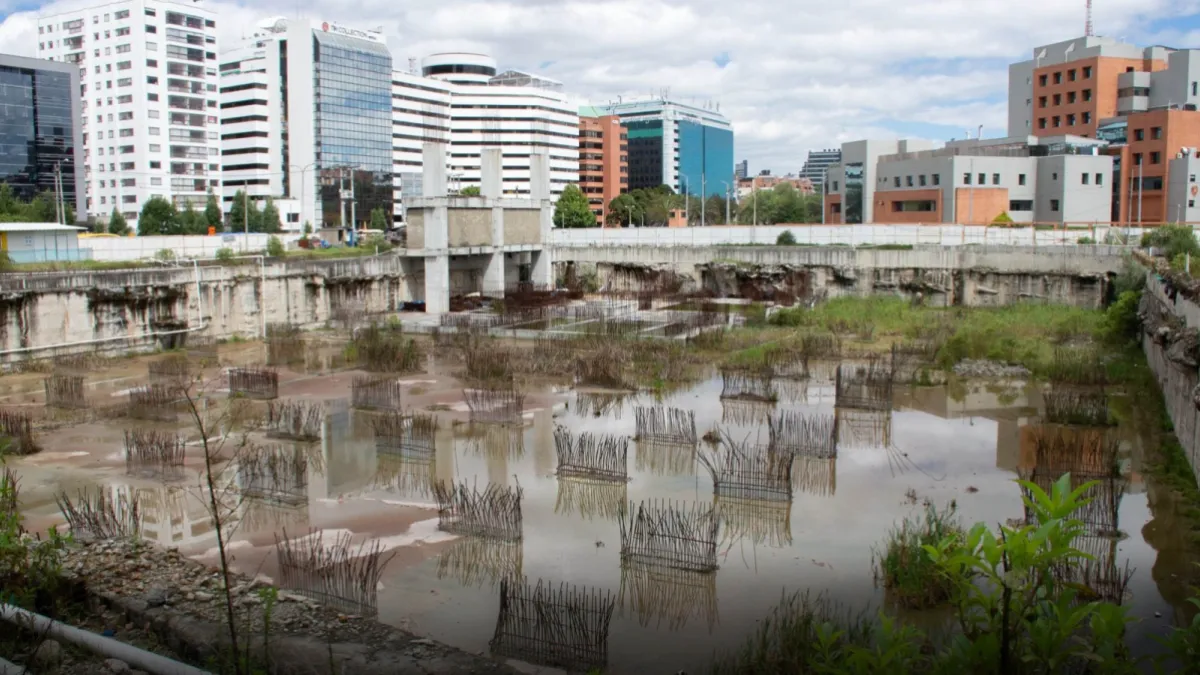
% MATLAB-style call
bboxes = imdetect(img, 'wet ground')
[7,344,1195,673]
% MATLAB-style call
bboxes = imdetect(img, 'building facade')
[800,148,841,188]
[735,159,748,180]
[824,140,935,224]
[38,0,220,228]
[0,53,86,222]
[578,109,627,225]
[598,99,733,198]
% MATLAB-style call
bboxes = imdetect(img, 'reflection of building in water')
[533,409,555,477]
[135,486,215,547]
[436,536,523,588]
[894,380,1037,418]
[617,558,719,632]
[1016,423,1143,491]
[236,445,311,507]
[490,577,615,672]
[374,452,436,501]
[321,402,377,497]
[555,478,628,521]
[792,456,836,496]
[715,496,792,548]
[635,440,696,476]
[235,497,310,537]
[721,399,775,427]
[835,408,892,449]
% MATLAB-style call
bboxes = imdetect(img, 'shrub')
[776,230,797,246]
[992,211,1014,225]
[874,502,964,609]
[215,247,234,262]
[155,248,175,262]
[266,235,285,257]
[1077,236,1096,244]
[1142,223,1200,261]
[1103,289,1142,346]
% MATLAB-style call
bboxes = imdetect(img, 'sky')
[3,0,1200,175]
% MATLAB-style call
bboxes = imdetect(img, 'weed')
[872,502,964,609]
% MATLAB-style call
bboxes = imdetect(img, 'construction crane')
[1086,0,1094,37]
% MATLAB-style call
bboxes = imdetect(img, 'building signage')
[1096,121,1127,145]
[318,20,381,43]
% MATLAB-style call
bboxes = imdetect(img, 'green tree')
[302,221,313,236]
[606,194,639,226]
[137,196,177,235]
[204,189,223,231]
[107,208,129,235]
[553,184,596,228]
[259,197,281,234]
[369,207,389,230]
[459,185,481,196]
[178,202,207,235]
[266,235,285,257]
[776,230,797,245]
[228,190,262,233]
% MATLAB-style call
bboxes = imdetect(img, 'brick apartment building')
[578,108,628,225]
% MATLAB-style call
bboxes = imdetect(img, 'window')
[1193,82,1198,97]
[145,25,156,33]
[1038,118,1047,129]
[1134,153,1142,165]
[1052,116,1061,127]
[119,128,133,137]
[148,110,159,119]
[151,177,162,186]
[1067,113,1076,126]
[1068,68,1076,81]
[976,173,985,185]
[932,174,940,186]
[1039,74,1047,86]
[906,175,914,187]
[963,173,972,185]
[1082,111,1091,124]
[118,145,134,154]
[1038,95,1047,108]
[147,59,157,67]
[1192,199,1197,208]
[93,16,98,24]
[116,44,130,53]
[1068,91,1076,103]
[149,127,160,135]
[117,94,132,104]
[893,176,900,188]
[115,9,129,19]
[1151,151,1161,164]
[1152,126,1163,139]
[1052,172,1058,180]
[1082,88,1092,101]
[149,144,160,152]
[145,8,156,16]
[1192,174,1197,183]
[1082,173,1090,185]
[1053,72,1062,84]
[119,162,133,170]
[1018,173,1027,186]
[1135,129,1144,141]
[147,76,158,85]
[918,175,927,187]
[148,93,158,101]
[992,173,1000,185]
[1095,173,1103,186]
[117,60,131,70]
[1009,200,1033,211]
[149,160,161,169]
[1050,199,1060,212]
[147,42,156,51]
[1053,93,1061,105]
[117,78,131,87]
[122,195,136,204]
[1083,66,1092,79]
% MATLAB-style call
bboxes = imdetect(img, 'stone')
[144,585,168,607]
[105,658,131,674]
[193,591,213,602]
[31,639,63,670]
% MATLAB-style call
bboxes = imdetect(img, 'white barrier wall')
[549,225,1151,248]
[83,233,303,261]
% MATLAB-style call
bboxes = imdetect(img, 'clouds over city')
[2,0,1196,173]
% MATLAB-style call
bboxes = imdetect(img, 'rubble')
[952,359,1032,379]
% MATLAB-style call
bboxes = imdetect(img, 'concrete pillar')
[481,148,502,199]
[422,143,448,197]
[424,254,450,314]
[531,249,552,287]
[530,150,550,202]
[483,252,505,297]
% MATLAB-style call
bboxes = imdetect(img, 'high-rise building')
[38,0,221,228]
[800,148,841,187]
[0,53,86,221]
[578,108,627,225]
[598,100,733,198]
[734,159,748,180]
[219,18,393,231]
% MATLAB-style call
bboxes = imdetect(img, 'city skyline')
[1,0,1197,176]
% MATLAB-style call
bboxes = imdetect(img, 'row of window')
[874,170,1105,189]
[1037,89,1092,108]
[1037,65,1093,87]
[1036,111,1093,129]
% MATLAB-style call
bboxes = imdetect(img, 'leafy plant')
[155,248,176,262]
[266,236,285,257]
[874,502,964,609]
[776,230,797,246]
[1142,224,1200,261]
[216,247,235,262]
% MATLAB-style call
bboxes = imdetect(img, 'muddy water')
[7,352,1190,673]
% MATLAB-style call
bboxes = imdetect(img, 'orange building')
[578,111,628,226]
[1030,55,1167,139]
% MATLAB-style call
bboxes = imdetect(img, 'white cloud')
[4,0,1192,174]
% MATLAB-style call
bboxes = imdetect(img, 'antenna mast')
[1085,0,1094,37]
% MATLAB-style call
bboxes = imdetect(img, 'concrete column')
[483,252,505,297]
[531,249,552,287]
[423,143,448,197]
[481,148,502,199]
[424,254,450,314]
[530,150,550,202]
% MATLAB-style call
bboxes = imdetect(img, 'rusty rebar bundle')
[463,424,526,458]
[374,452,436,499]
[265,323,305,367]
[574,346,632,389]
[793,456,837,497]
[634,440,696,476]
[1044,389,1110,426]
[617,558,718,632]
[715,496,793,549]
[265,400,324,441]
[720,399,776,427]
[633,406,696,446]
[351,375,403,411]
[274,528,397,617]
[436,536,523,589]
[619,500,719,573]
[720,367,777,402]
[573,391,631,419]
[834,361,894,411]
[127,384,179,422]
[147,354,190,386]
[372,411,437,459]
[123,429,186,479]
[238,445,310,506]
[44,374,87,409]
[698,433,794,502]
[433,480,524,541]
[0,409,38,455]
[464,382,525,425]
[554,426,629,482]
[228,367,278,400]
[835,408,893,449]
[55,487,141,539]
[769,410,837,459]
[489,578,616,672]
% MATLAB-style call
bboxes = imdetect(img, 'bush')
[215,247,234,262]
[992,211,1014,225]
[1142,223,1200,260]
[874,502,964,609]
[1103,289,1142,345]
[155,248,175,262]
[776,230,797,246]
[1077,236,1096,244]
[266,236,285,257]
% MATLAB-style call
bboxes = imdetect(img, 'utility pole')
[349,169,357,231]
[339,168,348,230]
[1137,159,1144,225]
[700,174,706,227]
[52,162,62,225]
[753,181,758,226]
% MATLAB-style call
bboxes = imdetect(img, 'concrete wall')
[504,209,542,245]
[447,208,492,247]
[82,234,303,261]
[1168,155,1200,223]
[1034,154,1113,223]
[407,212,425,249]
[1142,274,1200,488]
[1150,49,1200,111]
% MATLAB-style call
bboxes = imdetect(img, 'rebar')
[274,528,396,617]
[554,426,629,482]
[351,324,424,374]
[768,410,837,459]
[147,354,190,386]
[264,400,324,441]
[463,423,526,458]
[123,430,186,480]
[715,495,793,549]
[554,478,628,522]
[719,366,777,402]
[374,452,436,500]
[835,361,894,411]
[1,466,21,529]
[55,487,141,539]
[462,340,513,383]
[0,409,38,455]
[793,456,837,496]
[266,323,306,367]
[617,558,718,632]
[464,382,525,426]
[127,384,179,422]
[634,440,696,476]
[351,375,404,411]
[238,445,310,506]
[698,433,794,502]
[835,408,892,449]
[619,499,719,573]
[489,578,616,672]
[633,406,696,446]
[228,367,278,400]
[436,537,523,589]
[372,411,437,459]
[720,399,776,427]
[572,391,630,419]
[1044,389,1110,427]
[433,480,523,541]
[44,374,87,409]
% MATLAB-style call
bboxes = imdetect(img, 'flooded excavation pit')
[4,330,1187,673]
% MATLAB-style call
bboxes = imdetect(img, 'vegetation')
[216,247,235,262]
[204,189,223,231]
[776,230,797,246]
[553,184,597,228]
[228,189,282,234]
[0,183,75,224]
[136,196,210,235]
[1142,223,1200,263]
[736,182,822,225]
[992,211,1015,225]
[458,185,481,197]
[265,236,285,257]
[369,206,389,230]
[874,502,964,609]
[261,198,282,234]
[106,208,130,235]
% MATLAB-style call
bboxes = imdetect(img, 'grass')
[873,502,964,609]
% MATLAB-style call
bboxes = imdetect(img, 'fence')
[81,233,303,262]
[549,224,1152,249]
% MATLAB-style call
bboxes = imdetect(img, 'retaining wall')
[1142,273,1200,487]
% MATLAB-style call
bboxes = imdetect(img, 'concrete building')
[218,17,392,232]
[737,174,814,199]
[0,222,86,262]
[800,148,841,188]
[825,136,1112,225]
[390,68,452,224]
[1167,150,1200,223]
[735,159,749,180]
[0,53,86,223]
[578,108,627,225]
[824,140,935,224]
[404,143,552,313]
[598,99,733,197]
[38,0,221,228]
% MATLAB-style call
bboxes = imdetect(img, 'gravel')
[952,359,1032,378]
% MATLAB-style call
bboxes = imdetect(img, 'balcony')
[166,12,205,30]
[166,63,205,78]
[169,113,207,128]
[169,147,208,160]
[168,95,205,111]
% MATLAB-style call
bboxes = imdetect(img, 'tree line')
[116,189,282,236]
[552,182,824,228]
[0,185,76,224]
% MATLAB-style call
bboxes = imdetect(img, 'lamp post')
[721,181,731,225]
[681,175,690,225]
[288,163,316,233]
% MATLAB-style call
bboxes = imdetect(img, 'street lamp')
[721,181,731,225]
[288,163,317,232]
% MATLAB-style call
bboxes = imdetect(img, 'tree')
[106,208,129,235]
[459,185,481,197]
[266,235,285,257]
[259,198,281,234]
[178,202,207,235]
[302,221,313,236]
[0,185,73,224]
[607,194,639,226]
[553,184,596,228]
[137,196,177,235]
[369,207,389,230]
[776,230,797,245]
[228,190,262,233]
[204,189,223,231]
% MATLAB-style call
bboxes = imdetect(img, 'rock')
[31,639,63,670]
[145,585,168,608]
[105,658,132,674]
[411,638,435,646]
[194,591,213,602]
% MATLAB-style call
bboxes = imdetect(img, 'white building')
[37,0,221,228]
[219,17,393,232]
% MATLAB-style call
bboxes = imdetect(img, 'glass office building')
[311,31,393,226]
[678,120,734,198]
[0,55,80,211]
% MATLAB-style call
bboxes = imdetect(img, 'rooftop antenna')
[1086,0,1093,37]
[409,57,416,74]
